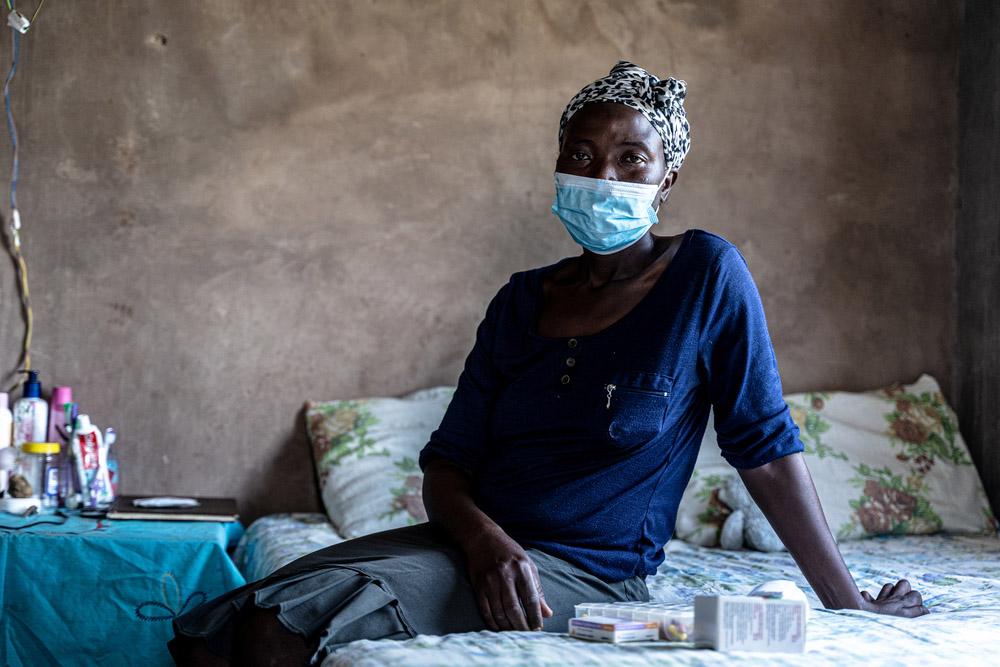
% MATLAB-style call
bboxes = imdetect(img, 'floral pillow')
[305,387,454,539]
[675,375,997,547]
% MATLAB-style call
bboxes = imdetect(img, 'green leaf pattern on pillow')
[837,385,985,539]
[692,470,733,536]
[786,393,847,461]
[379,456,427,525]
[674,375,996,548]
[838,463,943,539]
[306,400,389,485]
[305,387,454,539]
[881,385,969,466]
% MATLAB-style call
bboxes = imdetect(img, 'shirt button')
[560,374,571,385]
[565,357,576,367]
[567,338,578,348]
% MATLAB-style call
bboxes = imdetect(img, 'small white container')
[694,594,807,653]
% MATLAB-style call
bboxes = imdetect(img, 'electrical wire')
[30,0,46,26]
[3,23,32,391]
[5,31,21,213]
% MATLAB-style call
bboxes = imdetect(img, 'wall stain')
[108,302,135,327]
[114,134,140,179]
[147,33,168,49]
[663,0,740,30]
[534,0,617,51]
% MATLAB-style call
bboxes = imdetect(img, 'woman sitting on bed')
[170,61,927,667]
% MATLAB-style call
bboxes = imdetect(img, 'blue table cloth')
[0,511,246,667]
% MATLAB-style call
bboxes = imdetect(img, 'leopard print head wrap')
[559,61,691,174]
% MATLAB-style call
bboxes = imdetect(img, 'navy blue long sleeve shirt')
[419,230,803,582]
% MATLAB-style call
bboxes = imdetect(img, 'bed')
[233,513,1000,666]
[232,375,998,665]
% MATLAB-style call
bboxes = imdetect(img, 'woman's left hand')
[859,579,929,617]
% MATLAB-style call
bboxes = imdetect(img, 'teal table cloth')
[0,511,246,667]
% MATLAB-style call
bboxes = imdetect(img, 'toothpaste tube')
[72,414,113,506]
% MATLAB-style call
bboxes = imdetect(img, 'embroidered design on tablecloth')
[135,572,207,622]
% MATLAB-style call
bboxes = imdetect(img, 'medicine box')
[567,616,660,643]
[693,595,807,653]
[574,602,694,641]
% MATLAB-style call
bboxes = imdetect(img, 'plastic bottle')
[107,450,120,497]
[0,392,11,449]
[48,385,73,443]
[22,442,61,508]
[105,428,120,497]
[13,371,48,448]
[58,402,79,506]
[0,392,12,494]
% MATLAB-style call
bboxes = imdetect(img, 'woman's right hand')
[463,527,554,631]
[421,459,554,631]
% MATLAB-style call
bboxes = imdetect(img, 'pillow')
[305,386,454,539]
[675,375,997,547]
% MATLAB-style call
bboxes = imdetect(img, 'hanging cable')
[29,0,44,25]
[3,16,32,392]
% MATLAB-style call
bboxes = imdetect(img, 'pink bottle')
[48,386,73,443]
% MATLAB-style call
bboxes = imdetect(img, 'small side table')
[0,511,247,667]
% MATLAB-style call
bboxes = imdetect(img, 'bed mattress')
[233,514,1000,666]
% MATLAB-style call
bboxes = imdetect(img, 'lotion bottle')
[0,392,12,494]
[13,370,48,447]
[0,392,11,449]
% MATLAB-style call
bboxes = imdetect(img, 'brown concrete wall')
[958,0,1000,513]
[0,1,959,521]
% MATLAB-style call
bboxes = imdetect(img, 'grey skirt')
[169,522,649,664]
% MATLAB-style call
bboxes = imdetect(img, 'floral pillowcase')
[675,374,997,547]
[305,387,454,539]
[306,375,995,548]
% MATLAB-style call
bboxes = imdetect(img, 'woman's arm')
[739,453,928,617]
[418,282,554,631]
[422,458,553,632]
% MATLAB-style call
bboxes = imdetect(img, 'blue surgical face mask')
[550,172,666,255]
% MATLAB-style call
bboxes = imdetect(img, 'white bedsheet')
[233,514,1000,666]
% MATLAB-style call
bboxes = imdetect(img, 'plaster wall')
[958,0,1000,513]
[0,1,959,520]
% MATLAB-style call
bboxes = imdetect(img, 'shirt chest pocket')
[602,371,674,447]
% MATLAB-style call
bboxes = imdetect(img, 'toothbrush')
[95,428,113,504]
[104,428,117,499]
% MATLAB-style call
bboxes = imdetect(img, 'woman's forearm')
[738,453,864,610]
[422,459,505,550]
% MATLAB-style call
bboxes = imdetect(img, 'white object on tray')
[0,497,40,514]
[749,579,811,621]
[132,496,201,508]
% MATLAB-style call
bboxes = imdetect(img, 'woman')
[170,61,926,667]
